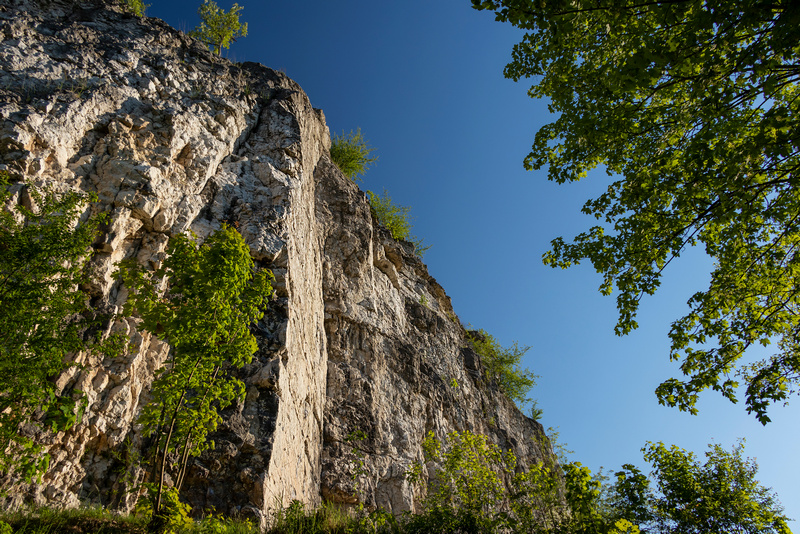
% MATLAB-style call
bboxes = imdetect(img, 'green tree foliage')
[405,430,519,533]
[189,0,248,56]
[468,329,537,409]
[610,441,792,534]
[414,431,513,523]
[330,129,378,182]
[0,173,110,482]
[407,433,792,534]
[122,0,149,16]
[367,189,430,258]
[471,0,800,423]
[117,226,273,531]
[406,429,638,534]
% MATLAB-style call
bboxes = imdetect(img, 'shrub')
[122,0,149,16]
[330,129,377,182]
[367,189,430,258]
[467,330,537,409]
[135,485,193,534]
[408,431,513,521]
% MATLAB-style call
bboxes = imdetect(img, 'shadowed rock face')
[0,0,554,524]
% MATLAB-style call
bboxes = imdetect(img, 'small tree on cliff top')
[117,225,272,531]
[189,0,248,56]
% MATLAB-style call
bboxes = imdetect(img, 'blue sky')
[149,0,799,522]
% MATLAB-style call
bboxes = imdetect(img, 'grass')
[0,505,147,533]
[266,500,400,534]
[0,505,259,534]
[0,502,395,534]
[0,500,529,534]
[0,500,487,534]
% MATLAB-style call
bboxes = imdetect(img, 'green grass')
[266,500,399,534]
[0,505,147,533]
[0,502,394,534]
[0,505,258,534]
[0,501,451,534]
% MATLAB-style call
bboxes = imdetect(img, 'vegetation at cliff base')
[117,226,273,532]
[615,440,793,534]
[190,0,248,56]
[472,0,800,424]
[330,129,378,182]
[401,430,792,534]
[0,504,259,534]
[0,173,120,483]
[0,432,792,534]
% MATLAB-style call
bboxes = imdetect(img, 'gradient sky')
[148,0,799,523]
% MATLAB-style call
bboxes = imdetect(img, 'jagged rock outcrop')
[0,0,554,524]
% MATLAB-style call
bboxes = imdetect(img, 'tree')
[405,430,513,533]
[330,128,378,183]
[472,0,800,423]
[405,429,637,534]
[610,441,792,534]
[0,173,112,483]
[189,0,248,56]
[117,225,273,531]
[468,329,537,409]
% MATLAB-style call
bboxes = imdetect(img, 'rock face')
[0,0,553,523]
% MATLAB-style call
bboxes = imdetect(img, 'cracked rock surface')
[0,0,555,524]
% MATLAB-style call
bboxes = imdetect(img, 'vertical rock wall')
[0,0,555,522]
[315,156,551,513]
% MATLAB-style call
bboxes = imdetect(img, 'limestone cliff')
[0,0,553,523]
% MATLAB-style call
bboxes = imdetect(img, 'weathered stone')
[0,0,555,525]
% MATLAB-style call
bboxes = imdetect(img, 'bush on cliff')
[122,0,149,17]
[330,129,377,182]
[367,189,430,258]
[467,329,537,410]
[0,172,121,483]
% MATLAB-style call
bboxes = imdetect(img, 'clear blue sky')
[149,0,799,523]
